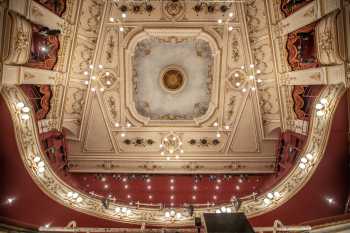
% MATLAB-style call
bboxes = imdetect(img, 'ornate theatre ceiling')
[59,0,282,174]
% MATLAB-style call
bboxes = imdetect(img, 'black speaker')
[203,213,255,233]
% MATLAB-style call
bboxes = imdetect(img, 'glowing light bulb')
[306,153,313,160]
[316,103,323,110]
[89,65,94,69]
[100,87,104,92]
[176,212,182,219]
[91,87,96,92]
[274,191,281,198]
[121,13,127,18]
[98,64,103,69]
[263,198,271,205]
[301,157,307,163]
[299,163,306,169]
[229,12,234,17]
[34,156,41,162]
[320,98,328,105]
[249,75,255,80]
[217,19,223,24]
[119,27,124,32]
[84,80,89,85]
[236,82,241,87]
[22,106,30,113]
[106,80,111,85]
[115,122,120,127]
[16,102,24,109]
[91,76,96,80]
[228,26,233,31]
[213,122,218,127]
[242,88,247,92]
[121,132,126,137]
[249,64,254,68]
[84,71,89,75]
[38,161,45,167]
[109,17,114,22]
[267,193,274,199]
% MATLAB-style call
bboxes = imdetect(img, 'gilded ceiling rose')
[160,65,187,94]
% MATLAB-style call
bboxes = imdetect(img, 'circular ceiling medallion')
[160,65,187,94]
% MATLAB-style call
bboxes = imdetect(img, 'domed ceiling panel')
[60,0,282,174]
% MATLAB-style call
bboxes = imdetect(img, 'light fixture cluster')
[16,102,31,120]
[263,191,281,206]
[164,209,182,220]
[234,64,262,92]
[215,206,232,214]
[213,122,230,138]
[115,206,132,216]
[109,0,137,33]
[114,121,132,138]
[298,153,313,170]
[83,64,112,93]
[315,98,328,117]
[67,191,83,203]
[160,134,184,160]
[33,155,46,173]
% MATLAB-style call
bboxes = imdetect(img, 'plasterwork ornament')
[162,0,185,21]
[315,11,344,65]
[3,12,32,65]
